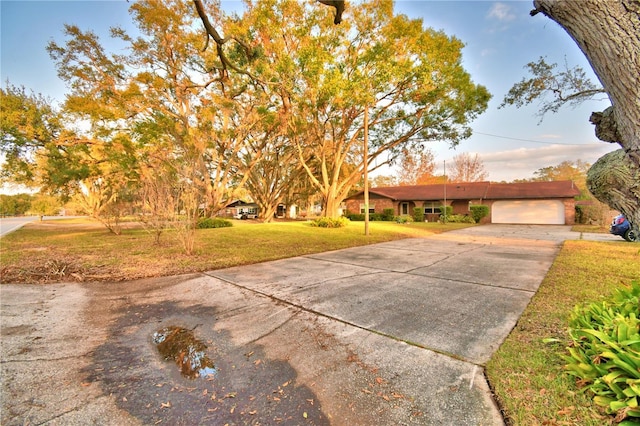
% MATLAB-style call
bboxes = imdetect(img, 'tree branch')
[318,1,345,25]
[192,0,262,85]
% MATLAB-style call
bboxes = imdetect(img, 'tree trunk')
[323,189,342,218]
[532,0,640,236]
[587,148,640,214]
[258,203,277,223]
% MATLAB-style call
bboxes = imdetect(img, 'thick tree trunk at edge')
[533,0,640,236]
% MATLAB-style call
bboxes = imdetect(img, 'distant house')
[224,200,259,219]
[223,201,301,219]
[345,181,581,225]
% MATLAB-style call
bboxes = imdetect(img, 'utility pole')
[364,104,370,236]
[443,160,447,223]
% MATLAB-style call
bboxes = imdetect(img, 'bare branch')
[192,0,262,84]
[318,1,345,25]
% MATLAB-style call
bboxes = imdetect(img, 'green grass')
[0,218,474,283]
[572,224,610,234]
[486,240,640,425]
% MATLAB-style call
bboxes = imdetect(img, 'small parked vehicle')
[233,210,257,220]
[610,214,637,242]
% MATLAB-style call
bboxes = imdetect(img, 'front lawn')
[0,218,473,283]
[486,240,640,425]
[572,224,610,234]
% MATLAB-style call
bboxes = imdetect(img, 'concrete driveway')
[0,225,595,425]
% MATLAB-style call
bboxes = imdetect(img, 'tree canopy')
[1,0,490,241]
[501,56,606,122]
[233,0,490,216]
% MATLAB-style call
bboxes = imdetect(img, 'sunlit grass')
[0,218,474,283]
[486,240,640,425]
[572,224,609,234]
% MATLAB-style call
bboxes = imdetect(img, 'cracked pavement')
[1,225,587,425]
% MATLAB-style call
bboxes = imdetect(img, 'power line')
[473,131,588,146]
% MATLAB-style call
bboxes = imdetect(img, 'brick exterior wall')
[345,196,395,215]
[564,199,577,225]
[346,195,578,224]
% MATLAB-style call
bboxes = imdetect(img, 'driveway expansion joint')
[404,271,537,294]
[204,271,484,367]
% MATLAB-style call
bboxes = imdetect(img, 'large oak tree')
[234,0,490,217]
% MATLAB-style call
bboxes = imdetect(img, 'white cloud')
[487,3,516,22]
[480,48,496,57]
[463,143,619,182]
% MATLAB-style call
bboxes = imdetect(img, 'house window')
[401,202,409,215]
[423,202,441,214]
[360,203,375,214]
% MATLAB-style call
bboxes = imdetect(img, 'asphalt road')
[0,216,40,237]
[0,216,84,237]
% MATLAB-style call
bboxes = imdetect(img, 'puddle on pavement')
[152,326,216,379]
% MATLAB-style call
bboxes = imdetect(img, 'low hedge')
[310,217,349,228]
[345,212,393,222]
[395,215,414,224]
[442,214,476,224]
[197,217,233,229]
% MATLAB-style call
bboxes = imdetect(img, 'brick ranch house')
[344,180,581,225]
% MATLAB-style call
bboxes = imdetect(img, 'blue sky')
[1,0,615,183]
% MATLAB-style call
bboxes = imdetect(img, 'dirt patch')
[0,259,128,284]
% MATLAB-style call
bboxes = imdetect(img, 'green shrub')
[470,205,489,223]
[382,208,395,221]
[575,204,586,224]
[563,280,640,422]
[444,214,475,223]
[439,206,453,221]
[310,217,349,228]
[395,215,414,224]
[345,212,391,221]
[197,217,233,229]
[345,213,365,221]
[413,207,424,222]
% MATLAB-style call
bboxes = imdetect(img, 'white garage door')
[492,200,565,224]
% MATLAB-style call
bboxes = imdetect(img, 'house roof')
[226,200,258,207]
[347,180,580,201]
[485,181,580,199]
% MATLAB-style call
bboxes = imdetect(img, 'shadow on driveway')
[2,225,587,425]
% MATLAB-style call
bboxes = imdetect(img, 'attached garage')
[492,200,565,225]
[344,180,580,225]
